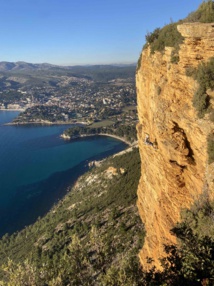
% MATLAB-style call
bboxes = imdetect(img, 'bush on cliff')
[192,57,214,118]
[208,133,214,164]
[139,198,214,286]
[144,22,184,55]
[154,225,214,286]
[140,1,214,66]
[185,0,214,23]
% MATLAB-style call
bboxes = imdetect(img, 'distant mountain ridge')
[0,61,56,71]
[0,61,136,72]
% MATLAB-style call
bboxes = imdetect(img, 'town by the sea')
[0,111,127,237]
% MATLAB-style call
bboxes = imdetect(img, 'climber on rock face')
[144,134,149,144]
[144,133,155,147]
[144,134,151,144]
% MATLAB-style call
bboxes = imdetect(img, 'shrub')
[192,86,209,118]
[208,133,214,164]
[192,57,214,118]
[140,199,214,285]
[185,0,214,23]
[143,1,214,57]
[194,57,214,90]
[171,50,180,64]
[145,28,160,46]
[185,66,197,77]
[143,22,184,55]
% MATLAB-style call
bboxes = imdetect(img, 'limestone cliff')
[136,22,214,268]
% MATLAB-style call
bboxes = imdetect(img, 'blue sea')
[0,111,127,237]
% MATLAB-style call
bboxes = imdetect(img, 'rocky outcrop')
[136,22,214,269]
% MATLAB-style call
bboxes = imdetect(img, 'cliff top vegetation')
[185,0,214,23]
[137,0,214,70]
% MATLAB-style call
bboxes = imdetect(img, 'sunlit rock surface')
[136,22,214,269]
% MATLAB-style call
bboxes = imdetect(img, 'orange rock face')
[136,22,214,269]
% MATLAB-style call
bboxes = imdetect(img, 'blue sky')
[0,0,203,65]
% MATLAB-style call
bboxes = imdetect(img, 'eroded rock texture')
[136,22,214,269]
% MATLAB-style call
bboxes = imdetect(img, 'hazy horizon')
[0,60,137,67]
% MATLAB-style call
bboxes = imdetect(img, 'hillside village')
[0,65,137,125]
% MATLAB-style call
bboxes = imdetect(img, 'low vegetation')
[190,57,214,118]
[144,22,184,56]
[0,148,145,285]
[208,133,214,164]
[137,0,214,71]
[1,182,214,285]
[185,0,214,23]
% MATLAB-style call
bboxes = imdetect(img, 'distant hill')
[0,61,56,71]
[0,61,136,83]
[0,61,136,72]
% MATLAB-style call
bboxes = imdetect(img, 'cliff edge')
[136,22,214,268]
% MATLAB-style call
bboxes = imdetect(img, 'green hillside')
[0,148,145,285]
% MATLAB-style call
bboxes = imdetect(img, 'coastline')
[0,108,25,111]
[4,120,88,126]
[0,115,129,236]
[0,110,87,126]
[61,132,137,147]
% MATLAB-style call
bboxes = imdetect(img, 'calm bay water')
[0,111,127,236]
